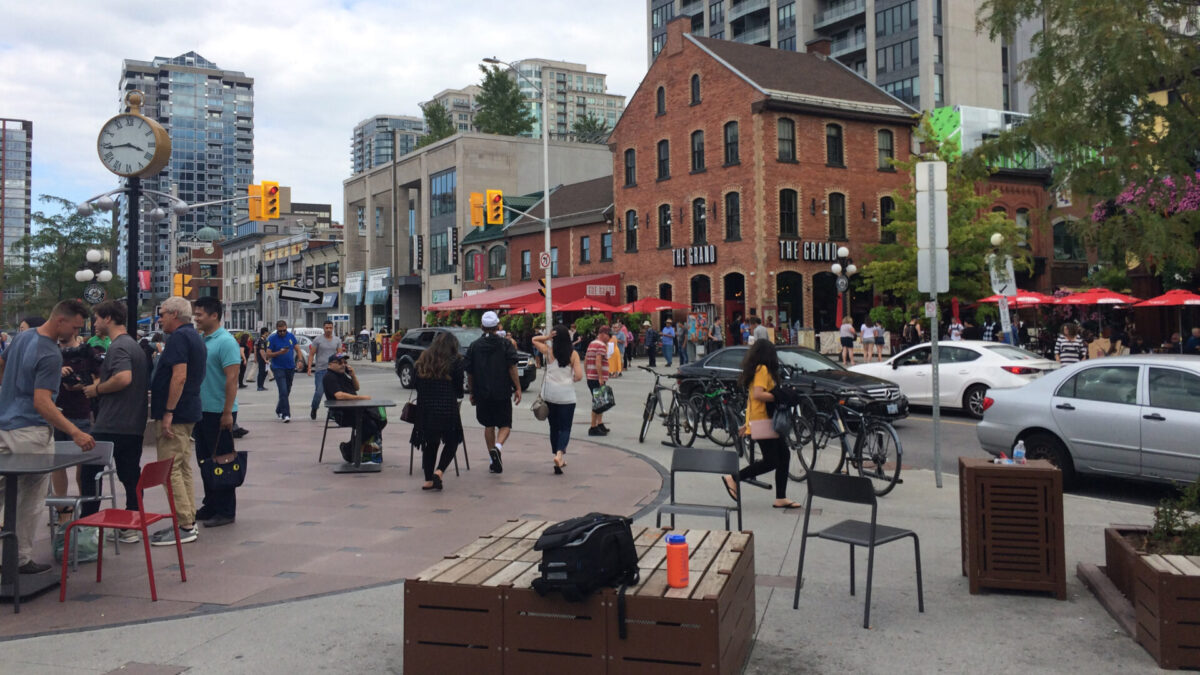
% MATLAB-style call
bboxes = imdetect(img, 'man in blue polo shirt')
[191,297,241,527]
[265,319,301,422]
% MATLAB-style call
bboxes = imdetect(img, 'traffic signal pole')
[541,79,552,335]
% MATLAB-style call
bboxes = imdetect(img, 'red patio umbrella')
[507,300,559,315]
[557,297,619,313]
[615,297,690,313]
[976,290,1057,306]
[1055,287,1142,305]
[1135,289,1200,345]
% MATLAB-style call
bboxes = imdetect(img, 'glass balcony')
[681,0,703,15]
[814,0,865,30]
[729,0,770,22]
[733,24,771,45]
[831,33,866,57]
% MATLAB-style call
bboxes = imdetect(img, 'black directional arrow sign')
[278,285,324,305]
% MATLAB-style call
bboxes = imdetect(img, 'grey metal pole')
[542,77,552,334]
[126,177,141,335]
[928,162,942,488]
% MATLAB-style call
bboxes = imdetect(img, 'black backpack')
[532,513,640,636]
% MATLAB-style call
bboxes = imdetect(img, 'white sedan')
[850,340,1060,418]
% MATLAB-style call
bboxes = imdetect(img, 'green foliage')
[860,116,1028,309]
[868,306,907,333]
[571,114,609,144]
[974,303,999,323]
[499,313,532,335]
[415,101,455,149]
[1086,266,1131,293]
[977,0,1200,273]
[4,195,123,322]
[1149,478,1200,556]
[624,312,650,330]
[572,313,608,337]
[474,65,535,137]
[461,310,482,327]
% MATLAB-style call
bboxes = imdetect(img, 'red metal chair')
[59,457,186,602]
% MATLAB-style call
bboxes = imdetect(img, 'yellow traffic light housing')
[173,273,193,297]
[486,189,503,225]
[248,183,263,221]
[262,181,280,219]
[469,192,485,228]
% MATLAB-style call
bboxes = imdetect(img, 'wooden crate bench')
[404,519,755,675]
[1134,553,1200,669]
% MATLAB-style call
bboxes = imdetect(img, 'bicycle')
[686,376,745,448]
[350,340,367,361]
[792,390,903,496]
[637,366,697,446]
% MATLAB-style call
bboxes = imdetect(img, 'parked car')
[976,355,1200,487]
[850,340,1060,419]
[393,327,537,391]
[675,345,908,420]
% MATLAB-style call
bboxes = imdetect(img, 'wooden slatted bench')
[1134,553,1200,669]
[404,519,755,674]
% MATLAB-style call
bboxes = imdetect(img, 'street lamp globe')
[990,233,1004,247]
[75,269,94,282]
[837,246,850,259]
[86,249,102,264]
[95,196,115,212]
[76,203,94,217]
[147,208,167,223]
[97,270,113,283]
[846,263,858,276]
[171,203,190,217]
[831,263,843,275]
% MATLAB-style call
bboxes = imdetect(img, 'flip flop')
[772,502,804,510]
[722,475,739,503]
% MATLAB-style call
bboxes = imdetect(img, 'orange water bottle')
[666,534,689,588]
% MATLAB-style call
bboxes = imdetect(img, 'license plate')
[887,403,898,415]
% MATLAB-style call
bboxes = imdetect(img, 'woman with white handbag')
[532,325,584,474]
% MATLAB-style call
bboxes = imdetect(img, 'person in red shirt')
[585,325,611,436]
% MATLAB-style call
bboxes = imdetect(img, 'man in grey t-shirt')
[309,319,343,419]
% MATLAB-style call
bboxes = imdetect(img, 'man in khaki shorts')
[148,296,207,547]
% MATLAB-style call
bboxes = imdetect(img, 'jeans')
[663,343,674,366]
[546,402,576,453]
[256,359,269,389]
[273,367,295,417]
[193,411,238,519]
[86,433,144,515]
[312,368,327,412]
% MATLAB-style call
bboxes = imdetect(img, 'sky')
[0,0,649,224]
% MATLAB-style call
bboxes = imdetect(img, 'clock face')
[83,283,106,305]
[97,114,159,177]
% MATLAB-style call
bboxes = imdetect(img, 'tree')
[473,65,535,137]
[3,195,123,321]
[571,114,610,144]
[415,101,455,149]
[977,0,1200,272]
[860,117,1028,313]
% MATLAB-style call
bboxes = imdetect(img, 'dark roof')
[508,175,613,234]
[690,35,916,117]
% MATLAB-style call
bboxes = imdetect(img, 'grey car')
[976,355,1200,487]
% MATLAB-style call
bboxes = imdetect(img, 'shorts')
[840,337,854,348]
[874,336,885,345]
[475,398,513,429]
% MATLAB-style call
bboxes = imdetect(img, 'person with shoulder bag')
[532,325,584,474]
[413,332,466,490]
[722,340,802,509]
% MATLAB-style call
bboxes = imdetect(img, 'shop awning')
[424,272,620,311]
[365,288,389,306]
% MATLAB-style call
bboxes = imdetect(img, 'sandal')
[772,501,804,510]
[722,474,739,503]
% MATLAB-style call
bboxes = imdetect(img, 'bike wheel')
[700,400,736,448]
[639,393,656,443]
[668,399,698,448]
[854,421,902,496]
[786,415,818,482]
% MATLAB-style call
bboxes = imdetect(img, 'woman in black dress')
[413,332,466,490]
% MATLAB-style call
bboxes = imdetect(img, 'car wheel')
[1023,431,1077,488]
[397,362,415,389]
[963,384,989,419]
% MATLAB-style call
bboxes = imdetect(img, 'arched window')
[725,192,741,240]
[879,196,896,243]
[1054,220,1084,260]
[778,118,795,161]
[488,245,507,279]
[690,74,701,104]
[656,86,666,115]
[657,139,670,179]
[691,130,705,171]
[723,121,739,165]
[623,148,636,186]
[829,193,846,239]
[658,203,673,248]
[780,189,799,237]
[1015,208,1030,247]
[659,283,673,301]
[625,285,638,303]
[464,249,478,280]
[877,129,894,169]
[692,198,707,243]
[826,124,844,166]
[625,209,638,252]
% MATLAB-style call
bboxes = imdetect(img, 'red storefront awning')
[424,272,621,311]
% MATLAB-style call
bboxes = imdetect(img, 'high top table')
[1,443,100,612]
[325,399,396,474]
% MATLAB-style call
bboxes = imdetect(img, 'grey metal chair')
[45,441,117,571]
[407,401,468,477]
[656,446,743,530]
[793,471,924,628]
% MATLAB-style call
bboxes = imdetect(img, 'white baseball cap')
[481,311,500,328]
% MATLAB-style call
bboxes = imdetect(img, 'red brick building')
[504,177,618,286]
[609,18,917,333]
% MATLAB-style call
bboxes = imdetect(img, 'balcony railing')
[831,34,866,56]
[729,0,770,22]
[814,0,866,30]
[733,24,771,45]
[681,0,703,15]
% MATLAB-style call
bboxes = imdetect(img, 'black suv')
[675,345,909,420]
[393,327,537,391]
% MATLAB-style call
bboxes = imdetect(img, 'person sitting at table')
[413,332,466,490]
[322,354,386,463]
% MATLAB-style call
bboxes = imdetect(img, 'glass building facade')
[0,119,32,316]
[351,115,426,174]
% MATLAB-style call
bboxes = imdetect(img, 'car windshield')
[983,345,1044,360]
[448,328,484,348]
[779,349,844,373]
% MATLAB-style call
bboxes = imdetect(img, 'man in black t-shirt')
[323,354,385,462]
[254,327,270,390]
[464,312,521,474]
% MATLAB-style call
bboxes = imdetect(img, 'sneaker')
[150,525,198,546]
[119,529,142,544]
[587,426,604,436]
[257,387,268,391]
[310,407,318,420]
[18,561,51,575]
[599,424,611,433]
[202,515,234,528]
[488,446,503,473]
[282,415,290,423]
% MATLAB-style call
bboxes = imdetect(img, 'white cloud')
[0,0,648,221]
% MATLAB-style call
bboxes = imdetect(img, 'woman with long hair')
[414,332,466,490]
[839,315,857,365]
[722,340,802,509]
[532,324,584,474]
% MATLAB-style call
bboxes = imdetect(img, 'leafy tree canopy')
[415,101,456,149]
[860,117,1028,313]
[473,65,535,137]
[571,114,609,144]
[977,0,1200,272]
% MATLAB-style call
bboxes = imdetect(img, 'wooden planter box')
[404,519,755,675]
[1103,526,1146,601]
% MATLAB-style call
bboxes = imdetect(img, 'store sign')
[673,245,717,267]
[432,289,451,303]
[344,271,364,294]
[586,284,617,297]
[802,241,840,262]
[367,267,389,292]
[780,240,800,261]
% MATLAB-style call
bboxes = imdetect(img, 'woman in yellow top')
[722,340,803,509]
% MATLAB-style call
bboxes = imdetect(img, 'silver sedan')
[976,354,1200,487]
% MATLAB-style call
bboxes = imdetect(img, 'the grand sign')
[673,244,717,267]
[780,240,843,262]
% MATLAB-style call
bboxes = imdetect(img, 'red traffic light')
[266,185,279,196]
[490,193,501,204]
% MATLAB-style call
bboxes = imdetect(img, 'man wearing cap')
[464,311,521,473]
[642,320,659,367]
[323,353,386,462]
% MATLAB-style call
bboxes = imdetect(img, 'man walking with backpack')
[464,311,521,473]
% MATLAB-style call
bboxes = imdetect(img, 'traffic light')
[173,273,192,297]
[538,277,547,297]
[469,192,484,228]
[486,189,503,225]
[262,181,280,219]
[248,183,263,221]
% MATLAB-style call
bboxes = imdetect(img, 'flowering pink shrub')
[1094,172,1200,221]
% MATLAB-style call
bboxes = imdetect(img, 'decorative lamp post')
[76,248,114,305]
[831,245,856,323]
